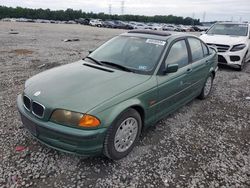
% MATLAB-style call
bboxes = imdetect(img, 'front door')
[156,39,192,119]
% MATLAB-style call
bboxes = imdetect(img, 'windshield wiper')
[84,56,103,66]
[100,61,134,72]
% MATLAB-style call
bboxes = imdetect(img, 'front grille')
[23,95,31,111]
[218,55,227,64]
[207,43,230,52]
[23,95,45,118]
[32,101,45,118]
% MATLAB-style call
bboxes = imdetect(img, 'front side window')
[188,38,204,62]
[165,40,189,69]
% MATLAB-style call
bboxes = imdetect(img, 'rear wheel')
[198,73,214,99]
[103,108,142,160]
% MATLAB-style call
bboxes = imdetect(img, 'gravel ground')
[0,22,250,188]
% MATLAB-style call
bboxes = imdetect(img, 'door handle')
[206,60,211,64]
[186,68,192,73]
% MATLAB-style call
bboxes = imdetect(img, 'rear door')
[156,39,192,118]
[187,37,211,97]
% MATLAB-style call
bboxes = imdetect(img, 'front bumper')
[217,50,246,66]
[17,95,107,156]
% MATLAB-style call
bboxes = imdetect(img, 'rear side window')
[188,38,204,61]
[165,40,189,69]
[202,42,209,56]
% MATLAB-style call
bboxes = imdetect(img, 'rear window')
[188,38,204,62]
[202,42,209,56]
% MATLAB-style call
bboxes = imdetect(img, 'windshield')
[207,24,248,36]
[89,36,166,74]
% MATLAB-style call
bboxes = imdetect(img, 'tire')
[103,108,142,160]
[198,73,214,100]
[237,53,247,71]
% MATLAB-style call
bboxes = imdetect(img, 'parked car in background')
[15,18,32,22]
[112,20,133,29]
[89,19,103,27]
[147,23,162,30]
[132,22,149,30]
[191,26,202,32]
[185,26,195,32]
[200,22,250,70]
[199,26,209,32]
[75,18,90,25]
[175,25,187,32]
[18,30,218,160]
[35,19,50,24]
[65,20,76,24]
[1,18,13,22]
[102,20,117,28]
[162,24,177,31]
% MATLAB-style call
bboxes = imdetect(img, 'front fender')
[87,76,158,129]
[95,98,145,128]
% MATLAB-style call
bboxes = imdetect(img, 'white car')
[200,22,250,70]
[130,22,149,30]
[89,19,102,27]
[147,23,162,30]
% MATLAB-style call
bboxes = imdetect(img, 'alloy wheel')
[114,117,138,152]
[204,76,212,97]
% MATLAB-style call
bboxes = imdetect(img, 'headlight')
[230,44,246,52]
[50,109,100,128]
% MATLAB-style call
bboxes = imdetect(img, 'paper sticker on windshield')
[146,39,166,46]
[139,65,147,70]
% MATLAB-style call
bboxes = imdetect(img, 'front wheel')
[198,74,214,99]
[237,53,247,71]
[103,108,142,160]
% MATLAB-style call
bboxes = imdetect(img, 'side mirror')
[88,49,94,54]
[163,64,178,74]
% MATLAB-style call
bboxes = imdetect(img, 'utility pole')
[121,1,124,15]
[109,4,112,15]
[192,12,195,26]
[202,12,206,22]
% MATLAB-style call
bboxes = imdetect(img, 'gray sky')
[1,0,250,22]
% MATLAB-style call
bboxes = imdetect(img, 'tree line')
[0,6,200,25]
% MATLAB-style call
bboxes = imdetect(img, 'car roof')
[121,29,195,41]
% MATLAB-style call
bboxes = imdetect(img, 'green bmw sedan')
[17,30,218,160]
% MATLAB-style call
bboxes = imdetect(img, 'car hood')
[200,34,247,45]
[24,60,150,113]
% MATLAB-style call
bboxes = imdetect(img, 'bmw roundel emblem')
[34,91,41,96]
